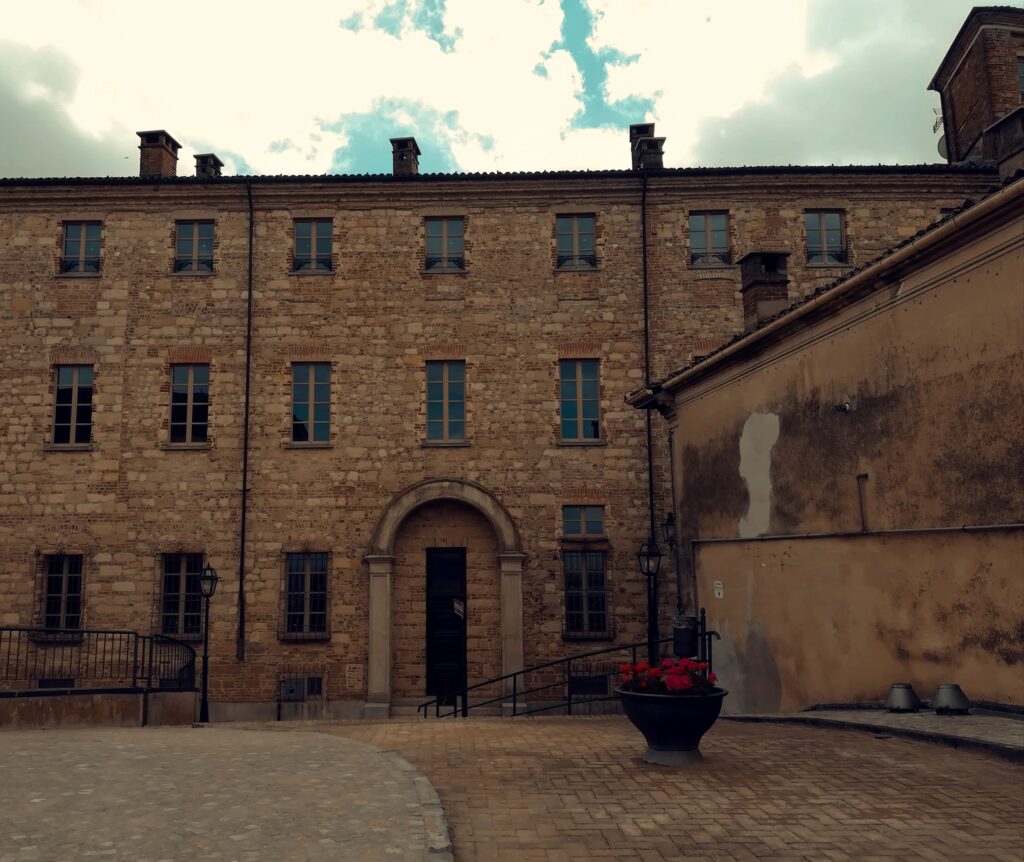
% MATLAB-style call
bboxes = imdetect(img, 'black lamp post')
[660,512,677,557]
[636,537,663,664]
[197,563,220,723]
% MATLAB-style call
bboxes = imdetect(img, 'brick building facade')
[0,6,1016,718]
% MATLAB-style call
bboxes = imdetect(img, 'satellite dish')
[937,135,948,159]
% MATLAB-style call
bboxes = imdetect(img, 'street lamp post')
[197,563,220,723]
[636,537,663,664]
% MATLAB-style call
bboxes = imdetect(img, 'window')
[169,364,209,445]
[52,365,93,445]
[563,550,608,637]
[292,363,330,443]
[174,221,214,273]
[426,360,465,442]
[559,359,600,441]
[689,212,730,265]
[283,552,328,638]
[556,214,596,268]
[161,553,203,637]
[425,217,465,270]
[805,211,847,265]
[61,222,101,274]
[1018,58,1024,102]
[43,554,83,630]
[563,505,605,537]
[293,219,332,272]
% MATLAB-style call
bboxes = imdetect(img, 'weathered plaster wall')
[669,212,1024,710]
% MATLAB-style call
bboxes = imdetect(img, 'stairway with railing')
[0,626,197,695]
[418,610,720,719]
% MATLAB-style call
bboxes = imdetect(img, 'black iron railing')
[0,627,196,693]
[419,609,721,719]
[556,254,598,268]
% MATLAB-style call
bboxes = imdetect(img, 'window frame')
[51,365,94,447]
[291,362,331,445]
[689,211,731,266]
[292,218,333,273]
[562,505,605,538]
[805,210,848,265]
[160,553,205,640]
[425,360,466,444]
[424,217,466,271]
[280,551,331,641]
[559,358,602,442]
[562,548,611,640]
[555,214,597,269]
[174,220,215,274]
[42,554,84,631]
[168,363,210,447]
[60,221,102,276]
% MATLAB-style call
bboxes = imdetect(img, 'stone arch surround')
[363,479,526,716]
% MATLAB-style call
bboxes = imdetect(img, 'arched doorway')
[363,479,526,716]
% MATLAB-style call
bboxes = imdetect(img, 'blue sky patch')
[548,0,654,129]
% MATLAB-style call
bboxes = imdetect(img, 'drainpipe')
[236,181,255,661]
[641,170,659,661]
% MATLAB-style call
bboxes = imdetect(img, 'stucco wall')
[667,211,1024,711]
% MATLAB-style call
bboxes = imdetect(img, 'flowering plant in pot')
[615,658,727,765]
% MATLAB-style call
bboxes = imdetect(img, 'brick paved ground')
[0,727,450,862]
[318,716,1024,862]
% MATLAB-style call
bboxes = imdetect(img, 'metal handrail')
[417,636,675,719]
[0,626,197,693]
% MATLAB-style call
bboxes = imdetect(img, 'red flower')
[708,672,717,684]
[660,659,675,669]
[647,667,663,678]
[618,663,633,674]
[635,660,649,672]
[665,673,693,692]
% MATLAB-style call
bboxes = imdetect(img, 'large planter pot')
[616,687,728,765]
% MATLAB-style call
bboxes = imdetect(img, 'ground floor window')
[43,554,83,630]
[161,553,204,637]
[283,552,329,639]
[563,550,609,638]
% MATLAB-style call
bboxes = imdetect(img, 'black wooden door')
[425,548,467,703]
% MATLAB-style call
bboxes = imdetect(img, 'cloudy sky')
[0,0,995,178]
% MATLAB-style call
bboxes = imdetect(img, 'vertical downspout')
[236,181,255,661]
[641,170,659,657]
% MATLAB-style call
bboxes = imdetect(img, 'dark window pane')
[425,219,442,237]
[689,214,705,232]
[53,425,71,444]
[191,425,207,443]
[78,367,93,385]
[295,221,311,239]
[313,364,330,384]
[58,367,74,386]
[73,424,90,444]
[448,421,464,439]
[315,220,332,238]
[198,222,214,239]
[563,507,581,534]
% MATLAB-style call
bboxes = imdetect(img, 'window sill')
[278,633,331,643]
[805,261,852,269]
[421,440,471,448]
[159,633,203,643]
[561,631,615,642]
[44,443,93,452]
[689,262,737,269]
[557,440,608,447]
[55,272,101,279]
[555,265,600,273]
[159,442,212,451]
[289,270,334,277]
[422,267,468,276]
[171,271,216,277]
[282,441,333,449]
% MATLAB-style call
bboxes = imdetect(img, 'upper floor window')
[559,359,601,441]
[293,219,332,272]
[292,363,330,443]
[805,211,847,265]
[689,212,730,265]
[426,360,465,442]
[283,552,329,639]
[556,214,596,268]
[61,222,101,274]
[52,365,93,446]
[174,221,214,273]
[563,505,604,537]
[161,553,204,638]
[170,364,209,445]
[43,554,83,630]
[425,217,465,270]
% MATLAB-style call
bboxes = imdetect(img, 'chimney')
[738,252,791,331]
[635,136,665,170]
[137,130,181,178]
[195,153,224,178]
[390,137,421,176]
[629,123,654,169]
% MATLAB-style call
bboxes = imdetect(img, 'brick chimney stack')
[137,130,181,179]
[390,137,421,176]
[195,153,224,178]
[629,123,654,169]
[738,252,791,331]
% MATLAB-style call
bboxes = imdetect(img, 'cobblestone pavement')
[0,727,450,862]
[728,710,1024,760]
[314,716,1024,862]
